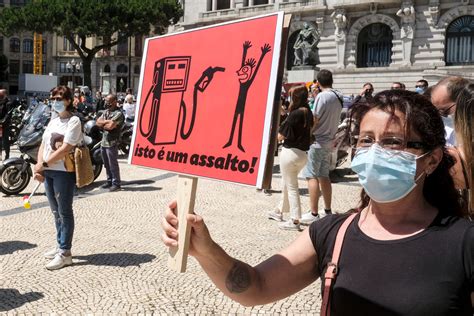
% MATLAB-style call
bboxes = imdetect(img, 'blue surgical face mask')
[52,100,66,113]
[415,87,425,94]
[351,144,429,203]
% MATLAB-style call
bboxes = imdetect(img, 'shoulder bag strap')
[330,90,344,108]
[320,213,358,316]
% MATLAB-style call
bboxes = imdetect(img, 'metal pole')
[72,68,75,90]
[128,36,132,91]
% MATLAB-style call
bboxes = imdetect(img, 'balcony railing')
[199,1,324,20]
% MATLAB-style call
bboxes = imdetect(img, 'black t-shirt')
[309,212,474,316]
[0,98,10,123]
[278,106,313,151]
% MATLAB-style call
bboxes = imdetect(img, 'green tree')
[0,0,183,88]
[0,54,8,82]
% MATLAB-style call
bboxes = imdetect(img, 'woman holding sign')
[268,86,313,231]
[162,90,474,314]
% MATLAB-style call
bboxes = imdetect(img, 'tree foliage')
[0,0,183,88]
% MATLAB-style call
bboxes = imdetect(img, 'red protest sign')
[130,12,284,187]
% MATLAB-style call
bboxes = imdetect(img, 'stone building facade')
[178,0,474,94]
[51,35,143,95]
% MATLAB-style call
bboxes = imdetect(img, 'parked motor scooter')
[83,119,103,179]
[119,118,133,155]
[0,103,103,195]
[0,102,51,195]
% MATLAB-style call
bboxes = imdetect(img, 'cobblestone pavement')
[0,150,360,315]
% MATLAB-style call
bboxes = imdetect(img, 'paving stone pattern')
[0,153,360,314]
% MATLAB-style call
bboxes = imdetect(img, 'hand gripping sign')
[130,12,288,272]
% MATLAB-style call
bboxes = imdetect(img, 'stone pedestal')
[287,66,319,83]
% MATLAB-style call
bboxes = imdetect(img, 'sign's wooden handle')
[167,175,198,272]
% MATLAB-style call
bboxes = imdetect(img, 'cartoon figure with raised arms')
[223,41,272,152]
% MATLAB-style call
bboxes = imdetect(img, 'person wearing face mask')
[161,90,474,315]
[415,79,429,94]
[431,76,469,146]
[34,85,83,270]
[96,94,124,192]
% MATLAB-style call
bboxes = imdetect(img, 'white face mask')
[52,100,66,113]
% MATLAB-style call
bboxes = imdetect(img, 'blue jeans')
[101,145,121,186]
[44,170,76,251]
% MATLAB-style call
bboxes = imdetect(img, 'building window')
[42,61,46,74]
[10,38,20,53]
[134,65,140,74]
[446,15,474,65]
[23,39,33,54]
[217,0,230,10]
[117,64,128,73]
[23,60,33,74]
[117,36,128,56]
[42,40,47,54]
[357,23,393,68]
[63,36,76,52]
[59,62,68,73]
[254,0,269,5]
[9,60,20,74]
[0,0,4,6]
[135,36,143,57]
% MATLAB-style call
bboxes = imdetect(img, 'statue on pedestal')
[293,22,320,66]
[397,4,416,39]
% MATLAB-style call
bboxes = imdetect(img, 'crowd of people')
[0,84,130,270]
[1,68,473,312]
[162,70,473,314]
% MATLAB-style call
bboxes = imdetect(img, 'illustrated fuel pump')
[139,56,224,145]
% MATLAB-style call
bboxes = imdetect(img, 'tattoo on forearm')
[225,261,251,293]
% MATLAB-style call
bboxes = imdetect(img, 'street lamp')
[66,58,82,89]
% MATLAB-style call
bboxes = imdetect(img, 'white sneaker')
[43,247,59,259]
[278,219,301,231]
[268,210,283,222]
[45,253,72,270]
[300,212,321,225]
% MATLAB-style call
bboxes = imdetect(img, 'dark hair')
[317,69,333,87]
[436,76,470,103]
[417,79,429,87]
[391,82,403,89]
[363,82,374,90]
[288,85,308,112]
[349,90,464,217]
[50,85,74,112]
[455,83,474,213]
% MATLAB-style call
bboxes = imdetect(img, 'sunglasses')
[50,97,64,101]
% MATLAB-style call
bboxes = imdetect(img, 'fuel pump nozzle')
[195,67,226,92]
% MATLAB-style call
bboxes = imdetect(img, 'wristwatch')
[42,161,49,168]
